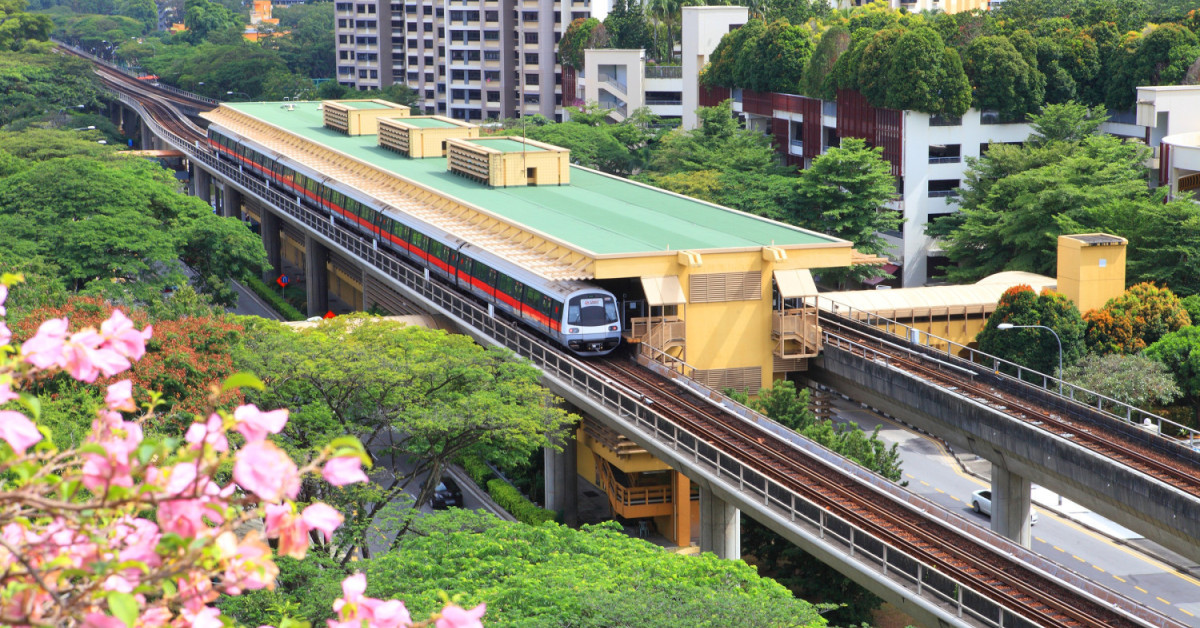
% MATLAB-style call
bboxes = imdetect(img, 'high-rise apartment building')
[336,0,600,120]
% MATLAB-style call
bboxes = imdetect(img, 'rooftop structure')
[203,100,864,391]
[322,99,411,135]
[378,115,478,158]
[446,136,570,186]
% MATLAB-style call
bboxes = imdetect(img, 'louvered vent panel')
[692,367,762,394]
[689,272,762,303]
[378,123,410,154]
[323,107,349,133]
[773,356,808,373]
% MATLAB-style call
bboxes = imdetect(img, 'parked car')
[970,489,1038,525]
[431,475,463,510]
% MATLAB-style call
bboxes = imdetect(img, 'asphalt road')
[826,394,1200,627]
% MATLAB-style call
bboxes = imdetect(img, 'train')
[206,127,622,356]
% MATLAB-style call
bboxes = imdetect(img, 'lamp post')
[226,90,251,101]
[996,323,1063,395]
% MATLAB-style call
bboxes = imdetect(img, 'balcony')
[594,458,674,519]
[645,65,682,79]
[629,317,684,351]
[772,308,820,359]
[928,156,960,164]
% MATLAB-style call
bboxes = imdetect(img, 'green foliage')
[0,52,105,127]
[265,2,335,79]
[182,0,241,43]
[976,286,1088,378]
[559,17,607,71]
[1028,101,1108,144]
[54,12,144,49]
[220,513,828,628]
[1182,295,1200,323]
[236,316,575,559]
[794,137,901,283]
[604,0,651,51]
[937,106,1149,281]
[138,41,289,99]
[241,276,306,321]
[460,454,493,485]
[963,35,1044,119]
[180,216,269,306]
[1145,326,1200,421]
[858,26,972,116]
[1083,282,1190,355]
[0,0,53,51]
[1062,353,1181,410]
[486,478,556,525]
[115,0,155,31]
[801,24,849,99]
[1106,23,1200,110]
[704,19,814,94]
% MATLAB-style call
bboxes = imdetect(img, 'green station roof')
[222,102,840,256]
[393,117,460,128]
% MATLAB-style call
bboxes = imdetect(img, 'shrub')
[242,275,306,321]
[487,478,557,525]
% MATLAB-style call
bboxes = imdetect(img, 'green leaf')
[221,371,265,392]
[107,591,138,627]
[161,579,177,597]
[16,393,40,421]
[279,619,312,628]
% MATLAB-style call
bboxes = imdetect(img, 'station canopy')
[773,269,817,299]
[641,276,686,306]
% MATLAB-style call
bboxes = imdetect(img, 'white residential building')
[335,0,607,121]
[1139,85,1200,200]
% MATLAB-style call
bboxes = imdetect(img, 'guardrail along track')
[592,357,1147,628]
[819,313,1200,499]
[87,56,1185,628]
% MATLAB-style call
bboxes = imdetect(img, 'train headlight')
[568,327,579,334]
[609,325,618,331]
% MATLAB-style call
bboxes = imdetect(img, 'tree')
[936,106,1149,282]
[115,0,157,31]
[1062,353,1180,410]
[182,0,241,43]
[802,24,850,99]
[0,0,52,50]
[1084,283,1191,355]
[976,285,1087,378]
[854,26,972,116]
[963,35,1045,120]
[604,0,652,51]
[0,138,266,305]
[794,138,901,283]
[1145,326,1200,422]
[645,99,784,176]
[0,53,104,127]
[220,512,828,628]
[754,20,816,94]
[236,316,576,560]
[559,17,608,71]
[266,2,336,78]
[1105,23,1200,110]
[1028,101,1107,144]
[701,18,765,90]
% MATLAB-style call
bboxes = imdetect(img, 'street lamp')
[996,323,1063,395]
[226,90,251,101]
[71,125,97,131]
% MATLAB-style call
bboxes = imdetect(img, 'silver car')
[971,489,1039,525]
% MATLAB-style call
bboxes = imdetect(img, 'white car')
[971,489,1038,525]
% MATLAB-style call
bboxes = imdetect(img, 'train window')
[411,231,426,252]
[550,300,562,321]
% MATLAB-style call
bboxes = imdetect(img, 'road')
[826,393,1200,627]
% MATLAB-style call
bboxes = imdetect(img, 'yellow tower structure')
[1056,234,1127,314]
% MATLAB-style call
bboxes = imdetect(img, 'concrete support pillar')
[139,118,152,150]
[543,433,578,526]
[260,210,283,284]
[991,466,1032,547]
[221,185,242,219]
[672,470,692,548]
[304,234,329,317]
[192,167,211,208]
[699,486,740,559]
[121,107,134,137]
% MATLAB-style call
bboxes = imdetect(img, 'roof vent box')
[321,99,410,135]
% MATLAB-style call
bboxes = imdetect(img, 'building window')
[524,32,538,44]
[484,30,499,41]
[525,52,538,65]
[929,114,962,127]
[525,73,539,85]
[409,55,418,65]
[928,179,959,198]
[338,18,348,27]
[485,10,498,20]
[487,90,500,102]
[928,144,961,164]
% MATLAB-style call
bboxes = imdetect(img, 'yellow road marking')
[1052,546,1065,553]
[935,488,945,494]
[950,495,961,502]
[1157,597,1170,605]
[1113,575,1126,583]
[1072,555,1086,563]
[906,473,916,479]
[1092,565,1105,573]
[1034,537,1045,543]
[1181,608,1194,617]
[1136,586,1148,594]
[920,480,930,486]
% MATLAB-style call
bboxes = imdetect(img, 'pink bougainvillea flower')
[0,284,7,316]
[21,317,69,370]
[215,531,278,595]
[81,613,126,628]
[436,603,486,628]
[0,322,10,347]
[264,503,308,559]
[332,573,367,616]
[322,456,369,486]
[234,440,300,503]
[100,310,152,361]
[368,600,413,628]
[0,383,15,405]
[181,605,224,628]
[0,411,42,454]
[105,380,136,412]
[302,503,344,542]
[185,414,229,453]
[233,404,288,443]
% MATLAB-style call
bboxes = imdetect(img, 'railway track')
[592,356,1147,628]
[818,314,1200,499]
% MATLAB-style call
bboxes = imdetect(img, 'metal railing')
[928,156,961,164]
[816,295,1200,446]
[116,89,1175,628]
[789,139,804,153]
[644,98,682,106]
[55,41,219,106]
[645,65,682,79]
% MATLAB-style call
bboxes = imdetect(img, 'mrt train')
[207,127,622,355]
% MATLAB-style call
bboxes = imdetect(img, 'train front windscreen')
[567,294,619,327]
